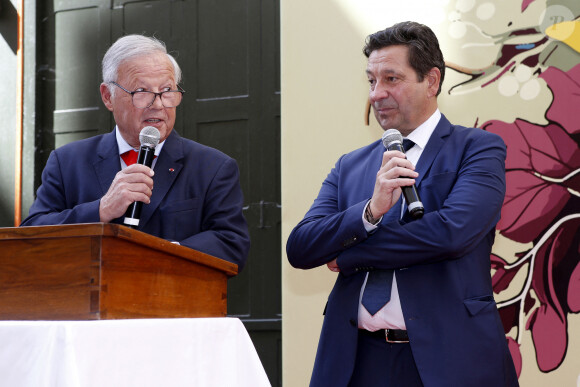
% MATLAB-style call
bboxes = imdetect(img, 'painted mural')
[436,0,580,381]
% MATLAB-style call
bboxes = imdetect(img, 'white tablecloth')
[0,318,270,387]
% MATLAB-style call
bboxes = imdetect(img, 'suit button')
[342,235,359,247]
[349,319,356,327]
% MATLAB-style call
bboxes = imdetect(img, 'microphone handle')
[387,142,424,219]
[123,145,156,228]
[402,184,424,219]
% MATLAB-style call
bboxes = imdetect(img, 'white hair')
[102,35,182,95]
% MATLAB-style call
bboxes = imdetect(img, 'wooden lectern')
[0,223,238,320]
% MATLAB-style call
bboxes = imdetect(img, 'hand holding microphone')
[381,129,424,219]
[368,129,424,221]
[98,126,160,225]
[123,126,161,228]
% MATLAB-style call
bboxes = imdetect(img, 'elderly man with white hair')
[22,35,250,271]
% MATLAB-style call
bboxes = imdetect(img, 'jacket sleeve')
[179,158,251,271]
[20,150,101,226]
[336,132,506,276]
[287,131,506,275]
[286,154,373,269]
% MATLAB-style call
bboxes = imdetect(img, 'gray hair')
[102,35,182,95]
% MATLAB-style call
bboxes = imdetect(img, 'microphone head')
[382,129,403,149]
[139,126,161,149]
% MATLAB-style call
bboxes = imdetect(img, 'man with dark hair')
[287,21,519,386]
[362,21,446,96]
[22,35,250,271]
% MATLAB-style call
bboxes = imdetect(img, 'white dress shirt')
[358,109,441,331]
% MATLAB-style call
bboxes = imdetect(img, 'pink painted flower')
[540,65,580,136]
[483,120,579,243]
[527,218,580,371]
[483,65,580,244]
[484,63,580,375]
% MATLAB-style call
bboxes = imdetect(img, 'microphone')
[123,126,161,228]
[381,129,424,219]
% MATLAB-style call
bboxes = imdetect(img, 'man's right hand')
[99,164,155,223]
[369,149,418,218]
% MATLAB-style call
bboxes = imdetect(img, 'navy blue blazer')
[287,115,518,386]
[22,129,250,271]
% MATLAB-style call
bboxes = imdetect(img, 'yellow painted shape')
[545,20,580,53]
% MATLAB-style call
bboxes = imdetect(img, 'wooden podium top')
[0,223,238,319]
[0,223,237,276]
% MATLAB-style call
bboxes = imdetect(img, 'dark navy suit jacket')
[22,129,250,271]
[287,115,518,386]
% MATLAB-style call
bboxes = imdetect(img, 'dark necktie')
[361,138,415,315]
[402,138,415,153]
[121,149,139,166]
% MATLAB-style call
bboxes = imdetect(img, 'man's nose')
[150,93,165,109]
[370,82,388,102]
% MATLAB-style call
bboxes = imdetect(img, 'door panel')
[53,6,104,146]
[196,0,249,99]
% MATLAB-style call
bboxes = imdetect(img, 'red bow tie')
[121,150,139,166]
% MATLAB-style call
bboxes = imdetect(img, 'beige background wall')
[281,0,580,386]
[281,1,381,383]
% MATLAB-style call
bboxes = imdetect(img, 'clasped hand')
[99,164,155,223]
[368,149,418,219]
[325,149,418,273]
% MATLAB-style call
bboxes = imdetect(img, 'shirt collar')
[404,109,441,151]
[115,126,165,156]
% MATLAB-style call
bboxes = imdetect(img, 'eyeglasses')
[111,82,185,108]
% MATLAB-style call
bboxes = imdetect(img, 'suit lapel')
[362,140,386,200]
[414,114,452,187]
[138,131,184,228]
[93,131,122,197]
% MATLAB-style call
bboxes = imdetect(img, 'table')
[0,318,270,387]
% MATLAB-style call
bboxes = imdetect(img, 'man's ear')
[426,67,441,97]
[100,83,114,112]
